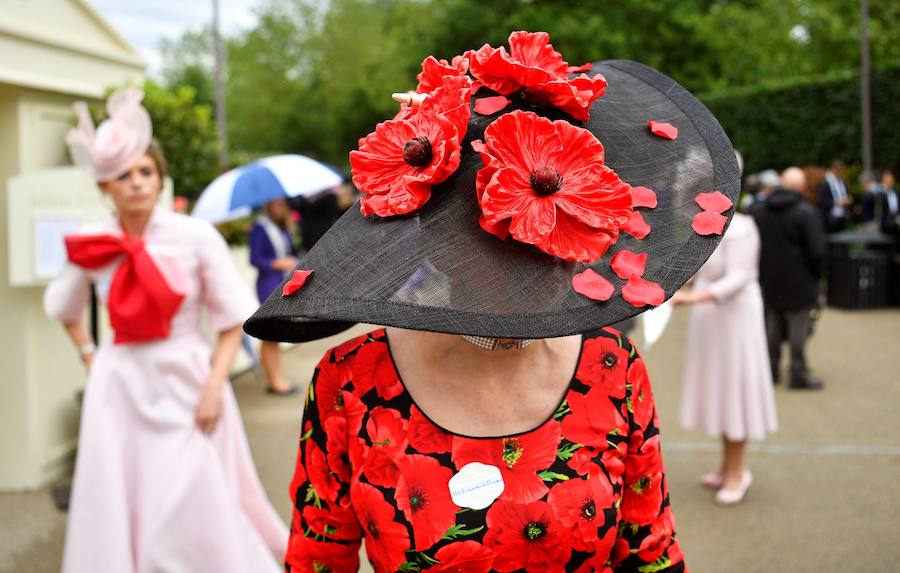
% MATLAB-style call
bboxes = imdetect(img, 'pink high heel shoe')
[714,469,752,505]
[699,472,723,490]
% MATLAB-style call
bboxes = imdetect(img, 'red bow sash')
[65,234,185,344]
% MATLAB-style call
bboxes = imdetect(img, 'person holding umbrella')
[249,197,300,395]
[245,31,743,572]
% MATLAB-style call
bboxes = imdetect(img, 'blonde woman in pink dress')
[44,89,287,572]
[672,212,778,505]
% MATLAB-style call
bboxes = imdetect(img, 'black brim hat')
[245,33,739,343]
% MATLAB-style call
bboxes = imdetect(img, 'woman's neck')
[119,208,155,238]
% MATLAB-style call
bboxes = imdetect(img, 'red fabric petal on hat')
[610,251,647,280]
[572,268,615,301]
[622,211,651,239]
[568,62,593,73]
[622,276,665,307]
[282,270,313,296]
[647,121,678,140]
[479,215,511,240]
[631,186,657,209]
[691,211,728,235]
[416,55,469,94]
[694,191,733,214]
[474,96,511,116]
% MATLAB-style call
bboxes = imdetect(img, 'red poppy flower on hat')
[305,440,341,504]
[302,504,363,542]
[287,537,360,573]
[472,110,633,262]
[547,475,615,552]
[408,405,453,454]
[362,407,408,488]
[351,481,410,572]
[483,500,571,572]
[467,31,607,121]
[451,419,560,504]
[431,541,496,573]
[351,91,463,217]
[637,506,676,562]
[395,454,460,550]
[352,341,403,400]
[416,54,469,93]
[561,389,626,448]
[398,74,473,143]
[576,335,629,395]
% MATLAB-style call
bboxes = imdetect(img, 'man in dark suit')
[861,169,899,237]
[816,159,852,233]
[751,167,826,389]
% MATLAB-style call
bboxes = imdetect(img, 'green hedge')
[701,65,900,174]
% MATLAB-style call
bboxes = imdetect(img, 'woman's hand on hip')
[195,385,223,435]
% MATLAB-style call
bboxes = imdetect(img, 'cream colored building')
[0,0,145,490]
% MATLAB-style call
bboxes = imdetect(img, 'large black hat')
[245,32,739,343]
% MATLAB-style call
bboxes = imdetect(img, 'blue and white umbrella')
[192,154,343,224]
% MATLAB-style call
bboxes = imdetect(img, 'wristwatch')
[79,342,97,362]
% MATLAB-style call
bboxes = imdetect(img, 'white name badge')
[448,462,505,510]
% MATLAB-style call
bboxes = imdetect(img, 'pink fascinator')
[65,87,153,182]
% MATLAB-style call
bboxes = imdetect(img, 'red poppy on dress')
[610,250,647,280]
[351,481,411,572]
[631,185,658,209]
[352,340,403,400]
[695,190,733,213]
[566,445,602,479]
[302,504,364,542]
[637,505,675,562]
[350,95,462,218]
[572,268,615,301]
[647,120,678,140]
[483,500,572,572]
[622,436,664,526]
[288,536,360,573]
[333,332,369,362]
[282,269,312,297]
[576,332,629,395]
[561,389,626,448]
[627,357,655,432]
[431,541,496,573]
[408,405,453,454]
[571,527,617,573]
[288,442,308,501]
[362,406,408,488]
[472,110,633,262]
[474,95,511,115]
[610,536,633,567]
[451,419,560,504]
[324,415,353,483]
[622,211,651,239]
[315,362,364,430]
[547,475,615,551]
[622,276,665,308]
[691,211,728,235]
[466,31,607,121]
[416,54,469,93]
[305,439,341,504]
[395,454,460,550]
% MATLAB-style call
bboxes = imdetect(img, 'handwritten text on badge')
[448,462,505,510]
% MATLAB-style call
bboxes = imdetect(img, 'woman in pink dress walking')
[44,88,287,572]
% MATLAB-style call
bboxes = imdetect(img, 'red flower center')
[529,166,563,196]
[408,486,428,513]
[502,438,524,467]
[580,498,597,521]
[313,562,331,573]
[633,476,651,495]
[367,520,380,539]
[602,352,618,369]
[524,521,547,541]
[403,136,433,167]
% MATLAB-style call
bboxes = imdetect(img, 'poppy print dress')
[285,328,686,572]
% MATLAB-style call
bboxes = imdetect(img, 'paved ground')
[2,307,899,572]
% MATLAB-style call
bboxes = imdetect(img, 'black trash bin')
[826,232,895,309]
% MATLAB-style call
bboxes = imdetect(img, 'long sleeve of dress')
[196,221,258,332]
[614,353,686,572]
[285,351,363,573]
[43,263,91,324]
[705,222,760,304]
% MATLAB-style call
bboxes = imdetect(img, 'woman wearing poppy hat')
[44,88,287,572]
[247,31,740,572]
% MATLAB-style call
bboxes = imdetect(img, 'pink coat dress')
[679,213,778,441]
[44,208,287,573]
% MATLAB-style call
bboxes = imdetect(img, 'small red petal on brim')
[572,268,615,301]
[474,96,511,115]
[623,211,651,239]
[568,62,593,73]
[694,191,733,214]
[648,120,678,140]
[610,250,648,280]
[691,211,728,235]
[622,276,666,307]
[282,269,313,296]
[631,186,658,209]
